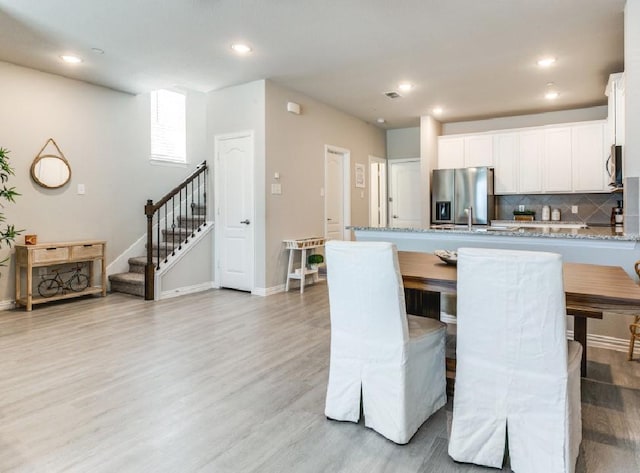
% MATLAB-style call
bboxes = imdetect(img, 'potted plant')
[307,253,324,270]
[0,147,21,267]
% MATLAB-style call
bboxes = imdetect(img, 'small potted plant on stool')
[307,253,324,270]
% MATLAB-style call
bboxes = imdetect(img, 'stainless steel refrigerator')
[431,167,495,225]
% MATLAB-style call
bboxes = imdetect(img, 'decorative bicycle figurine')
[37,264,90,298]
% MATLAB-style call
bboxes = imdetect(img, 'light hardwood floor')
[1,284,639,472]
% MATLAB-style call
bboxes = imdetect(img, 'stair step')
[148,242,181,259]
[109,272,145,297]
[161,227,196,241]
[127,256,158,273]
[177,216,207,227]
[191,203,206,213]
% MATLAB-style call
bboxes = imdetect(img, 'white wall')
[625,0,640,177]
[442,106,607,135]
[206,80,267,288]
[623,0,640,233]
[265,80,386,290]
[0,62,206,303]
[387,127,420,159]
[420,116,441,226]
[159,230,213,297]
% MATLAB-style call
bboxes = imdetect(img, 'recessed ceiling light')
[545,91,559,100]
[60,55,82,64]
[432,107,443,115]
[537,57,556,67]
[376,118,386,124]
[231,43,252,54]
[398,82,413,92]
[545,82,559,100]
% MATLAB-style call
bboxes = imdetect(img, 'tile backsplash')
[496,193,623,225]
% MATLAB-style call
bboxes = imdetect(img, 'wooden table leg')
[573,317,588,377]
[404,289,441,319]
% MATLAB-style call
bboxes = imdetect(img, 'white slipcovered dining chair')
[448,248,582,472]
[324,240,446,444]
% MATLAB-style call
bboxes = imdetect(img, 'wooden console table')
[15,240,107,311]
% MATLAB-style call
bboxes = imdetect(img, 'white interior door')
[215,132,254,291]
[389,159,421,228]
[369,156,387,227]
[325,146,350,240]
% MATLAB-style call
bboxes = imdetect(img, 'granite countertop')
[349,222,640,241]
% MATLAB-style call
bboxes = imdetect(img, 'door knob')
[393,215,399,218]
[240,219,250,225]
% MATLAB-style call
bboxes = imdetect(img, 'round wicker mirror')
[31,154,71,189]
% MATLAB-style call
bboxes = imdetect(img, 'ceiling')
[0,0,626,129]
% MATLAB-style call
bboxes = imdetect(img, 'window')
[150,89,186,163]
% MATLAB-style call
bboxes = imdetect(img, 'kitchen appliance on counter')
[611,200,624,225]
[431,167,495,225]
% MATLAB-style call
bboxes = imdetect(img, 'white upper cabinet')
[543,127,572,192]
[437,137,465,169]
[572,122,607,192]
[465,135,493,167]
[493,133,519,194]
[437,119,608,194]
[606,73,625,146]
[437,135,492,169]
[518,130,544,193]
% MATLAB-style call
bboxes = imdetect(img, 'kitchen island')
[351,223,640,348]
[352,223,640,276]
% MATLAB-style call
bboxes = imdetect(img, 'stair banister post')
[144,199,155,301]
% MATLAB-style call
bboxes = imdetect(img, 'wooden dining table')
[398,251,640,377]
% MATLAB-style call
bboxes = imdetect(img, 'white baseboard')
[440,312,637,355]
[0,299,15,311]
[441,313,457,324]
[566,330,637,354]
[159,282,215,300]
[252,280,326,296]
[252,284,285,297]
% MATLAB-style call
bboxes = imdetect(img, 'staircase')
[109,205,207,297]
[109,161,208,299]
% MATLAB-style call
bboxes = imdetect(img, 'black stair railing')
[144,161,208,300]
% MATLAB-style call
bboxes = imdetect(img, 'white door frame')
[324,145,351,241]
[213,130,255,291]
[368,155,387,227]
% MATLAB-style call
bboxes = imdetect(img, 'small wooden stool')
[629,315,640,361]
[284,237,325,294]
[630,262,640,361]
